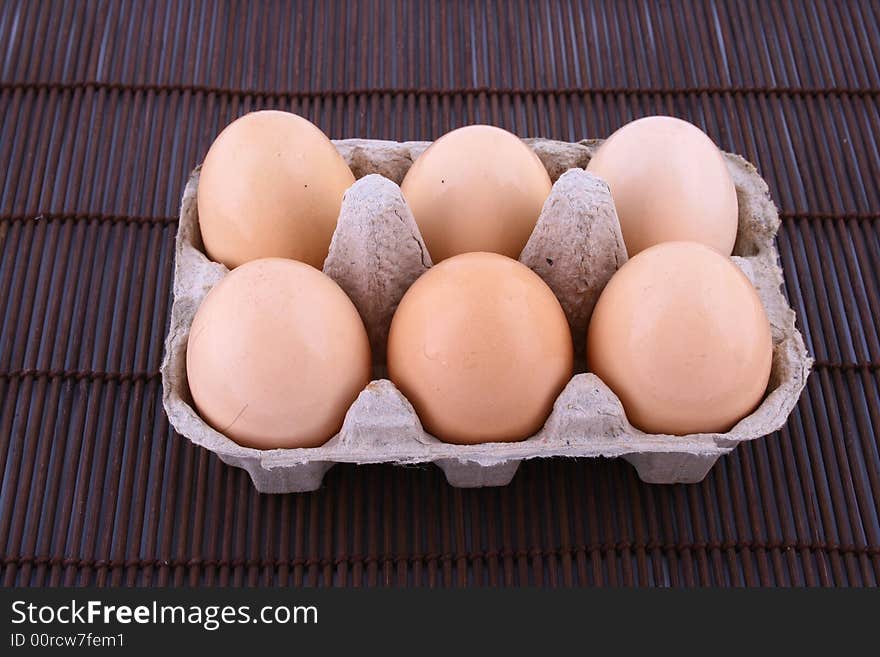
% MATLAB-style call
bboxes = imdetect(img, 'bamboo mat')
[1,0,878,587]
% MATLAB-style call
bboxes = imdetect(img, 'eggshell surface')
[186,258,371,449]
[587,115,738,257]
[387,252,573,444]
[400,125,552,262]
[586,241,772,435]
[197,110,355,269]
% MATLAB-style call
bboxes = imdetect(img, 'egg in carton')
[161,138,811,492]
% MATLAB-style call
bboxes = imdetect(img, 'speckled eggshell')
[186,258,371,449]
[587,115,738,257]
[400,125,552,262]
[586,241,772,435]
[387,252,574,444]
[197,110,355,269]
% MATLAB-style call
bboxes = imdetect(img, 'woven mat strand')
[0,0,878,586]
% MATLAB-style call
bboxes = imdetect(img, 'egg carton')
[161,137,812,492]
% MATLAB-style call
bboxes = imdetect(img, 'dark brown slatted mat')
[1,0,878,587]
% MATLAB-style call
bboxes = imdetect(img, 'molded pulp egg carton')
[161,137,812,493]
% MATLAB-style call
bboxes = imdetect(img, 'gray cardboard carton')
[161,137,811,492]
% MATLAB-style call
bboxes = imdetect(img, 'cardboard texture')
[161,138,812,492]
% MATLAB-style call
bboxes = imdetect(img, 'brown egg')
[186,258,371,449]
[387,252,573,444]
[400,125,552,262]
[586,242,772,435]
[587,115,738,257]
[197,110,355,269]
